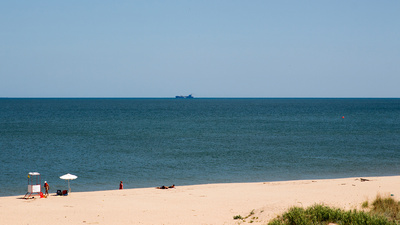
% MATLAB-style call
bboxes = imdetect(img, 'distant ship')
[175,94,194,99]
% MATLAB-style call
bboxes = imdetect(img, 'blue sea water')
[0,98,399,197]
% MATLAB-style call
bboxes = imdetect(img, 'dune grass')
[268,195,400,225]
[370,194,400,222]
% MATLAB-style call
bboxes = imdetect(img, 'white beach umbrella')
[60,173,78,193]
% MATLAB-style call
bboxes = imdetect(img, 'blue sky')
[1,1,399,98]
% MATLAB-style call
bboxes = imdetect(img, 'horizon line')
[1,97,399,99]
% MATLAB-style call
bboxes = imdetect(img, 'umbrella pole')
[68,180,71,193]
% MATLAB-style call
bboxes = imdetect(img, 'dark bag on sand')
[57,190,62,195]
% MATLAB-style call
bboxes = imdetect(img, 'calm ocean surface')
[0,98,399,196]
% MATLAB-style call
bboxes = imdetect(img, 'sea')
[0,98,399,197]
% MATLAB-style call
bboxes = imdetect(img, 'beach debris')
[360,178,370,182]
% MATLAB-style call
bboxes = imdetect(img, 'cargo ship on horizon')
[175,94,194,99]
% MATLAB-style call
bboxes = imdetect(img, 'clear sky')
[1,1,399,98]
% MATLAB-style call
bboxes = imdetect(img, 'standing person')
[44,181,49,196]
[119,181,123,190]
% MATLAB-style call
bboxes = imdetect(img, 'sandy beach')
[1,176,399,225]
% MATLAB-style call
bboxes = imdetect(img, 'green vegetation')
[370,194,400,222]
[233,215,244,220]
[233,209,259,223]
[268,204,392,225]
[362,200,369,209]
[268,195,400,225]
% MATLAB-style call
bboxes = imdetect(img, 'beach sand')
[1,176,399,225]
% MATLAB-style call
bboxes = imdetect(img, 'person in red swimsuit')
[119,181,123,189]
[44,181,49,196]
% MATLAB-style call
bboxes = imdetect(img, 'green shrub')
[244,195,400,224]
[233,215,243,220]
[268,204,395,225]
